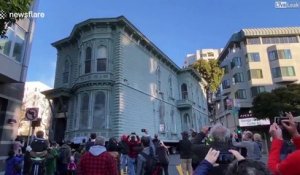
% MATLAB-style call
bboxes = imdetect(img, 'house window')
[272,66,295,78]
[207,52,214,57]
[181,83,188,100]
[231,57,242,69]
[183,113,190,131]
[63,60,69,83]
[246,52,260,62]
[170,108,176,132]
[235,89,247,99]
[157,66,161,92]
[248,69,263,80]
[85,47,92,73]
[233,72,244,83]
[168,75,173,97]
[93,92,106,129]
[96,46,107,72]
[222,65,229,74]
[80,93,89,129]
[251,86,266,97]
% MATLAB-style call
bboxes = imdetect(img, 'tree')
[252,84,300,120]
[0,0,32,38]
[192,59,224,93]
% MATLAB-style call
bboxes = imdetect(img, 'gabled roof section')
[52,16,181,72]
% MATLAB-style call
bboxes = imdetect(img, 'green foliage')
[192,59,224,92]
[0,0,32,38]
[252,84,300,120]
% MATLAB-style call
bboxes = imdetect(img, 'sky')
[27,0,300,87]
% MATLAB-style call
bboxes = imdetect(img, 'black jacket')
[178,139,193,159]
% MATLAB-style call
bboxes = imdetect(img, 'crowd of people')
[4,112,300,175]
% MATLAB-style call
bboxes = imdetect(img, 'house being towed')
[43,16,209,146]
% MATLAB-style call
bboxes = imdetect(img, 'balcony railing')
[176,99,192,110]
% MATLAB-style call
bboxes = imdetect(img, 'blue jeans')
[120,154,128,171]
[128,157,136,175]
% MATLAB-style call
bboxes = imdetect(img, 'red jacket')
[126,138,140,158]
[268,136,300,175]
[77,151,117,175]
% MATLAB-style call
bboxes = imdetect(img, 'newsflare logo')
[275,0,300,8]
[0,10,7,19]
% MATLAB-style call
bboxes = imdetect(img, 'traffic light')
[236,127,242,134]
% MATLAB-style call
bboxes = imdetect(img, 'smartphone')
[274,117,289,125]
[141,129,146,132]
[216,151,234,164]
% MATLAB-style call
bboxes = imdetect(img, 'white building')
[183,48,223,67]
[19,82,52,138]
[43,16,209,144]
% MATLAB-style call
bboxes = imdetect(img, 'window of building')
[80,93,89,129]
[235,89,247,99]
[170,108,176,133]
[93,92,106,129]
[246,38,261,45]
[246,52,260,62]
[207,52,214,57]
[96,46,107,72]
[156,66,161,92]
[231,57,242,69]
[85,47,92,73]
[222,79,230,89]
[168,75,173,98]
[272,66,296,78]
[251,86,266,97]
[222,65,229,74]
[0,26,25,62]
[63,59,70,83]
[248,69,263,80]
[182,113,190,131]
[262,36,299,44]
[233,72,244,83]
[181,83,188,100]
[200,53,207,57]
[268,49,292,61]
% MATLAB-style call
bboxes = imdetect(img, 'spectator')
[30,130,49,175]
[119,134,129,174]
[192,123,234,175]
[13,137,24,156]
[191,126,210,169]
[268,112,300,175]
[78,136,117,175]
[178,131,193,175]
[57,141,71,175]
[107,137,121,175]
[253,133,263,151]
[194,149,270,175]
[232,131,261,160]
[156,141,169,175]
[126,133,141,175]
[85,133,97,151]
[45,142,59,175]
[152,134,160,151]
[5,150,23,175]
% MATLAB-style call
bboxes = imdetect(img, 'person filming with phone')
[268,112,300,175]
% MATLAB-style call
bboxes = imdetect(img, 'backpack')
[140,151,161,175]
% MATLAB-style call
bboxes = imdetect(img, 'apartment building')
[43,16,208,144]
[183,48,222,67]
[215,27,300,131]
[0,1,38,171]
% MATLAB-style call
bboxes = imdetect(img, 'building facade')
[0,1,38,171]
[183,48,222,67]
[18,82,51,138]
[215,27,300,131]
[43,16,208,143]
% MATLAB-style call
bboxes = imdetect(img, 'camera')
[141,129,146,132]
[216,151,235,164]
[274,116,289,125]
